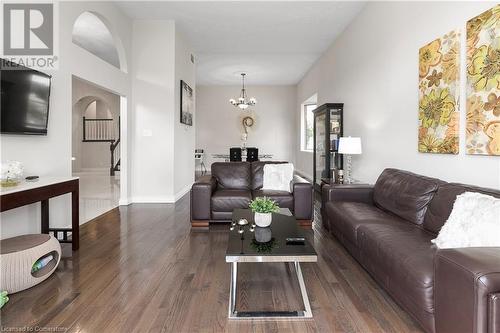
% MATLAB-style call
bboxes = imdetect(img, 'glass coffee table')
[226,208,317,319]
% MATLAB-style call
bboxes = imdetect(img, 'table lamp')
[338,137,362,184]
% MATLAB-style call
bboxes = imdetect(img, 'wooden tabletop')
[0,176,79,196]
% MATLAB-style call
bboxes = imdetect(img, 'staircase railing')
[110,138,120,176]
[82,116,121,175]
[83,117,115,142]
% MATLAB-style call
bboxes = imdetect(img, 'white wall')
[196,85,297,169]
[130,20,176,203]
[296,1,500,189]
[174,29,196,199]
[1,2,133,239]
[130,21,196,202]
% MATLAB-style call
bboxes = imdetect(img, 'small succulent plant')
[249,197,279,214]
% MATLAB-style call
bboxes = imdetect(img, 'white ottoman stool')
[0,234,61,293]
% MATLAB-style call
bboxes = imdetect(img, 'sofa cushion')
[253,189,294,210]
[250,161,288,190]
[373,168,443,225]
[423,183,500,234]
[325,201,406,246]
[211,189,252,212]
[358,222,437,316]
[212,162,251,190]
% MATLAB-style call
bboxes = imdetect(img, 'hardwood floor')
[1,195,423,333]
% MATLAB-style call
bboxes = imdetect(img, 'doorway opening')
[72,76,121,222]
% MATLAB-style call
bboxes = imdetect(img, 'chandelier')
[229,73,257,110]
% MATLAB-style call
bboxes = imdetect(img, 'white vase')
[254,212,272,227]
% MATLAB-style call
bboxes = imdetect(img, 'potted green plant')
[249,197,279,227]
[0,161,23,187]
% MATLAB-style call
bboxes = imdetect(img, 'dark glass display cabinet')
[313,103,344,191]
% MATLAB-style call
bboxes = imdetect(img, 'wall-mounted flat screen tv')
[1,59,51,135]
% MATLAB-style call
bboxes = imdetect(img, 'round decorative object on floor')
[0,234,61,294]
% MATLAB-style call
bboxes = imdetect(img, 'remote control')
[286,237,305,245]
[25,176,39,182]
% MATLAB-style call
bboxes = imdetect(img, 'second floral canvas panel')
[418,29,460,154]
[466,5,500,155]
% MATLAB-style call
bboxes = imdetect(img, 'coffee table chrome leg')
[294,261,313,318]
[229,262,238,318]
[228,261,313,319]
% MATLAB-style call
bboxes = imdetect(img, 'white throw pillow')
[262,163,294,193]
[431,192,500,249]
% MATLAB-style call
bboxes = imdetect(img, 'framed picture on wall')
[180,80,194,126]
[465,4,500,156]
[418,29,461,154]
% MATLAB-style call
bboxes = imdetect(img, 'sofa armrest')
[321,184,374,208]
[190,175,217,221]
[291,175,313,220]
[435,247,500,333]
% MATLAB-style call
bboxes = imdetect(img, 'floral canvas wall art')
[418,30,461,154]
[466,5,500,156]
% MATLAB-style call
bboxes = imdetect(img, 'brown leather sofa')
[191,161,313,227]
[322,168,500,333]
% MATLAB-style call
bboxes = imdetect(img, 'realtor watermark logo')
[1,2,58,69]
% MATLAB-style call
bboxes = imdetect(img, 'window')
[302,104,316,151]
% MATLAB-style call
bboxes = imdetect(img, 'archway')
[71,77,121,223]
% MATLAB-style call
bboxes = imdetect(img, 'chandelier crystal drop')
[229,73,257,110]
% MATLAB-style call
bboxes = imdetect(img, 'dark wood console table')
[0,177,80,250]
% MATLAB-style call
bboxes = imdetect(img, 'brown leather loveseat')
[191,161,313,227]
[322,168,500,333]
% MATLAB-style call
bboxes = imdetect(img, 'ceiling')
[116,1,366,85]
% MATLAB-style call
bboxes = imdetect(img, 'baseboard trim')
[174,184,192,201]
[130,196,175,203]
[126,183,192,204]
[119,198,131,206]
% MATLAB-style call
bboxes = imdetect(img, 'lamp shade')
[338,137,362,155]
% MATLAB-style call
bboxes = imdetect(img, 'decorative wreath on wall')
[242,116,254,133]
[239,111,257,134]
